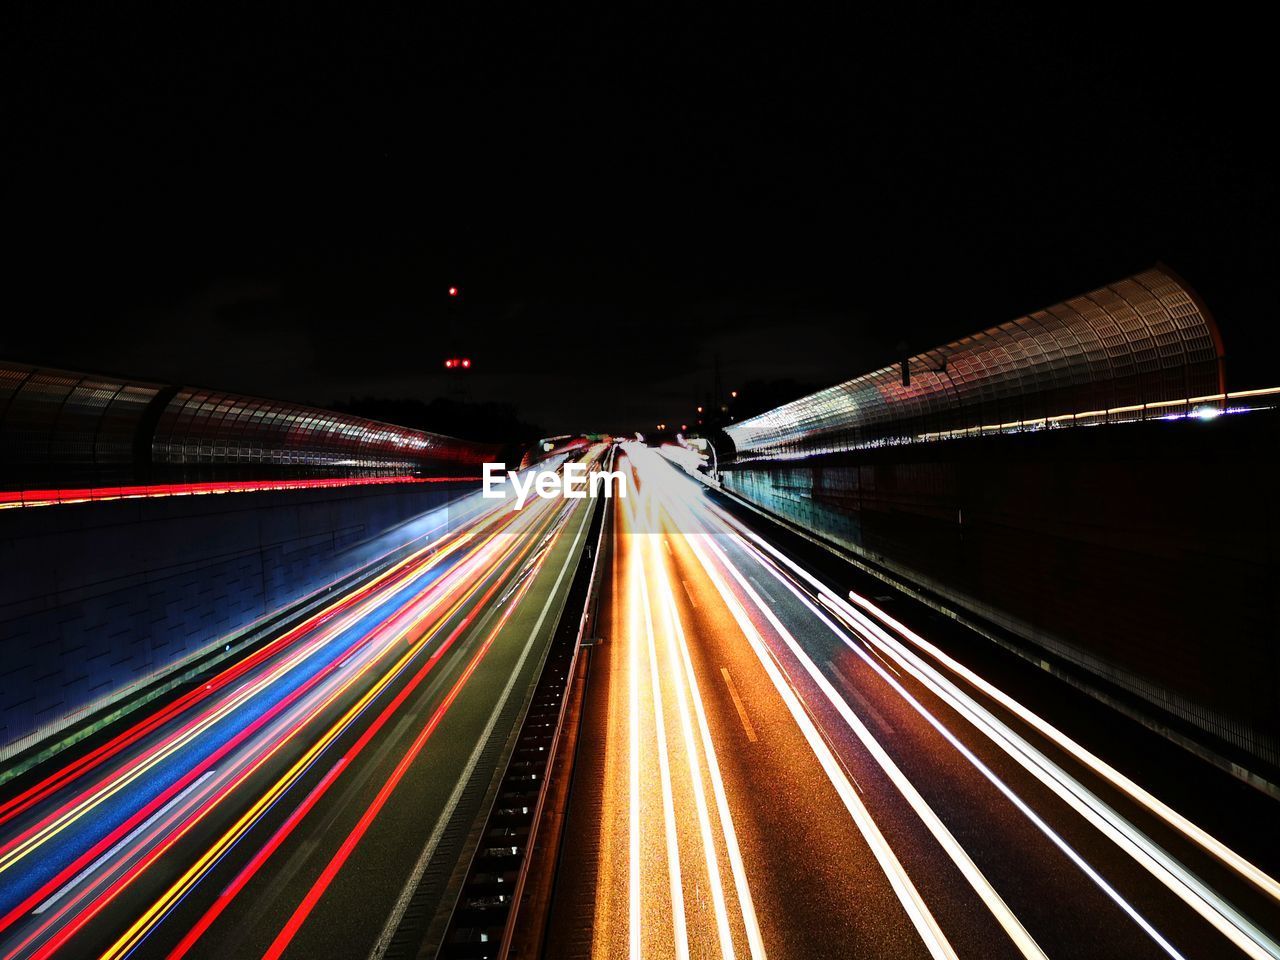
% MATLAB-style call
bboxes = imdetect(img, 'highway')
[547,442,1280,960]
[0,454,599,960]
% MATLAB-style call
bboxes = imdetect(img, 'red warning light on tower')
[448,286,459,297]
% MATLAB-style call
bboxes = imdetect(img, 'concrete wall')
[0,481,474,760]
[722,411,1280,768]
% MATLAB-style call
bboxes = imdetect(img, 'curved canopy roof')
[724,267,1225,460]
[0,363,498,490]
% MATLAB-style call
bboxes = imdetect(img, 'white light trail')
[638,553,691,960]
[682,530,959,960]
[648,533,763,960]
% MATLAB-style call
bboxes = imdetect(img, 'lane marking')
[719,668,758,743]
[746,576,774,604]
[32,772,216,916]
[681,580,698,608]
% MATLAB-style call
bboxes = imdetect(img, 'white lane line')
[709,535,1045,960]
[685,532,957,960]
[369,499,590,960]
[34,771,217,915]
[639,556,690,960]
[719,668,759,743]
[681,580,698,608]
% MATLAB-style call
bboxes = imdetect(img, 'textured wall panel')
[0,364,498,490]
[725,267,1225,460]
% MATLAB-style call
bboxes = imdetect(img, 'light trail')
[841,589,1280,905]
[0,514,511,945]
[830,596,1280,960]
[257,496,591,960]
[699,533,1047,960]
[637,552,691,960]
[679,527,959,960]
[723,495,1280,908]
[31,772,215,917]
[93,502,566,960]
[627,524,643,960]
[703,480,1280,959]
[811,593,1190,960]
[0,510,492,878]
[1,496,559,960]
[164,758,348,960]
[649,534,765,960]
[15,551,508,960]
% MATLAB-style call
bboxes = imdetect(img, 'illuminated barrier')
[725,266,1228,460]
[0,362,499,493]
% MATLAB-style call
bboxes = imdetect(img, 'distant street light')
[730,390,738,398]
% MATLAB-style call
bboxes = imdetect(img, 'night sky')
[2,5,1274,436]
